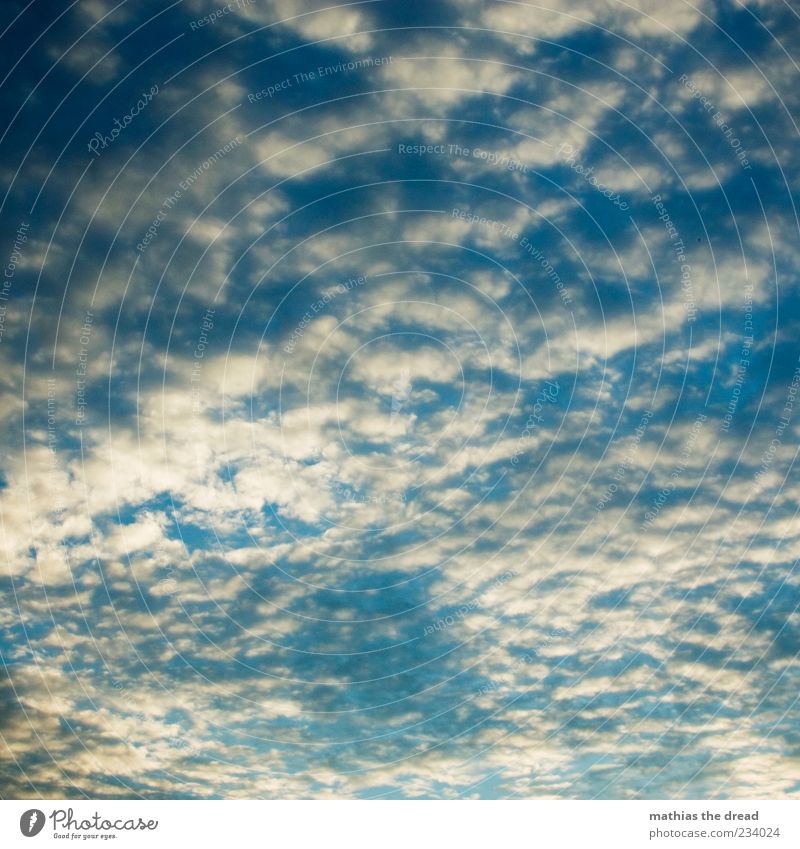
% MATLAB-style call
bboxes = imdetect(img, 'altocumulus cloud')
[0,0,799,800]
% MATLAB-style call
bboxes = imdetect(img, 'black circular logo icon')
[19,809,45,837]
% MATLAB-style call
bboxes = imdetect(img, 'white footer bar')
[1,800,797,848]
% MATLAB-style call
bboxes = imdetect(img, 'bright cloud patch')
[0,0,799,801]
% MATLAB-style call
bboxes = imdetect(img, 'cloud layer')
[1,0,799,799]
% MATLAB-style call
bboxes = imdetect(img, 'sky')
[0,0,799,800]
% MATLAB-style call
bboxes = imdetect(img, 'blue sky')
[0,0,799,799]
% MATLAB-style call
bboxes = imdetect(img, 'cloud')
[1,0,799,802]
